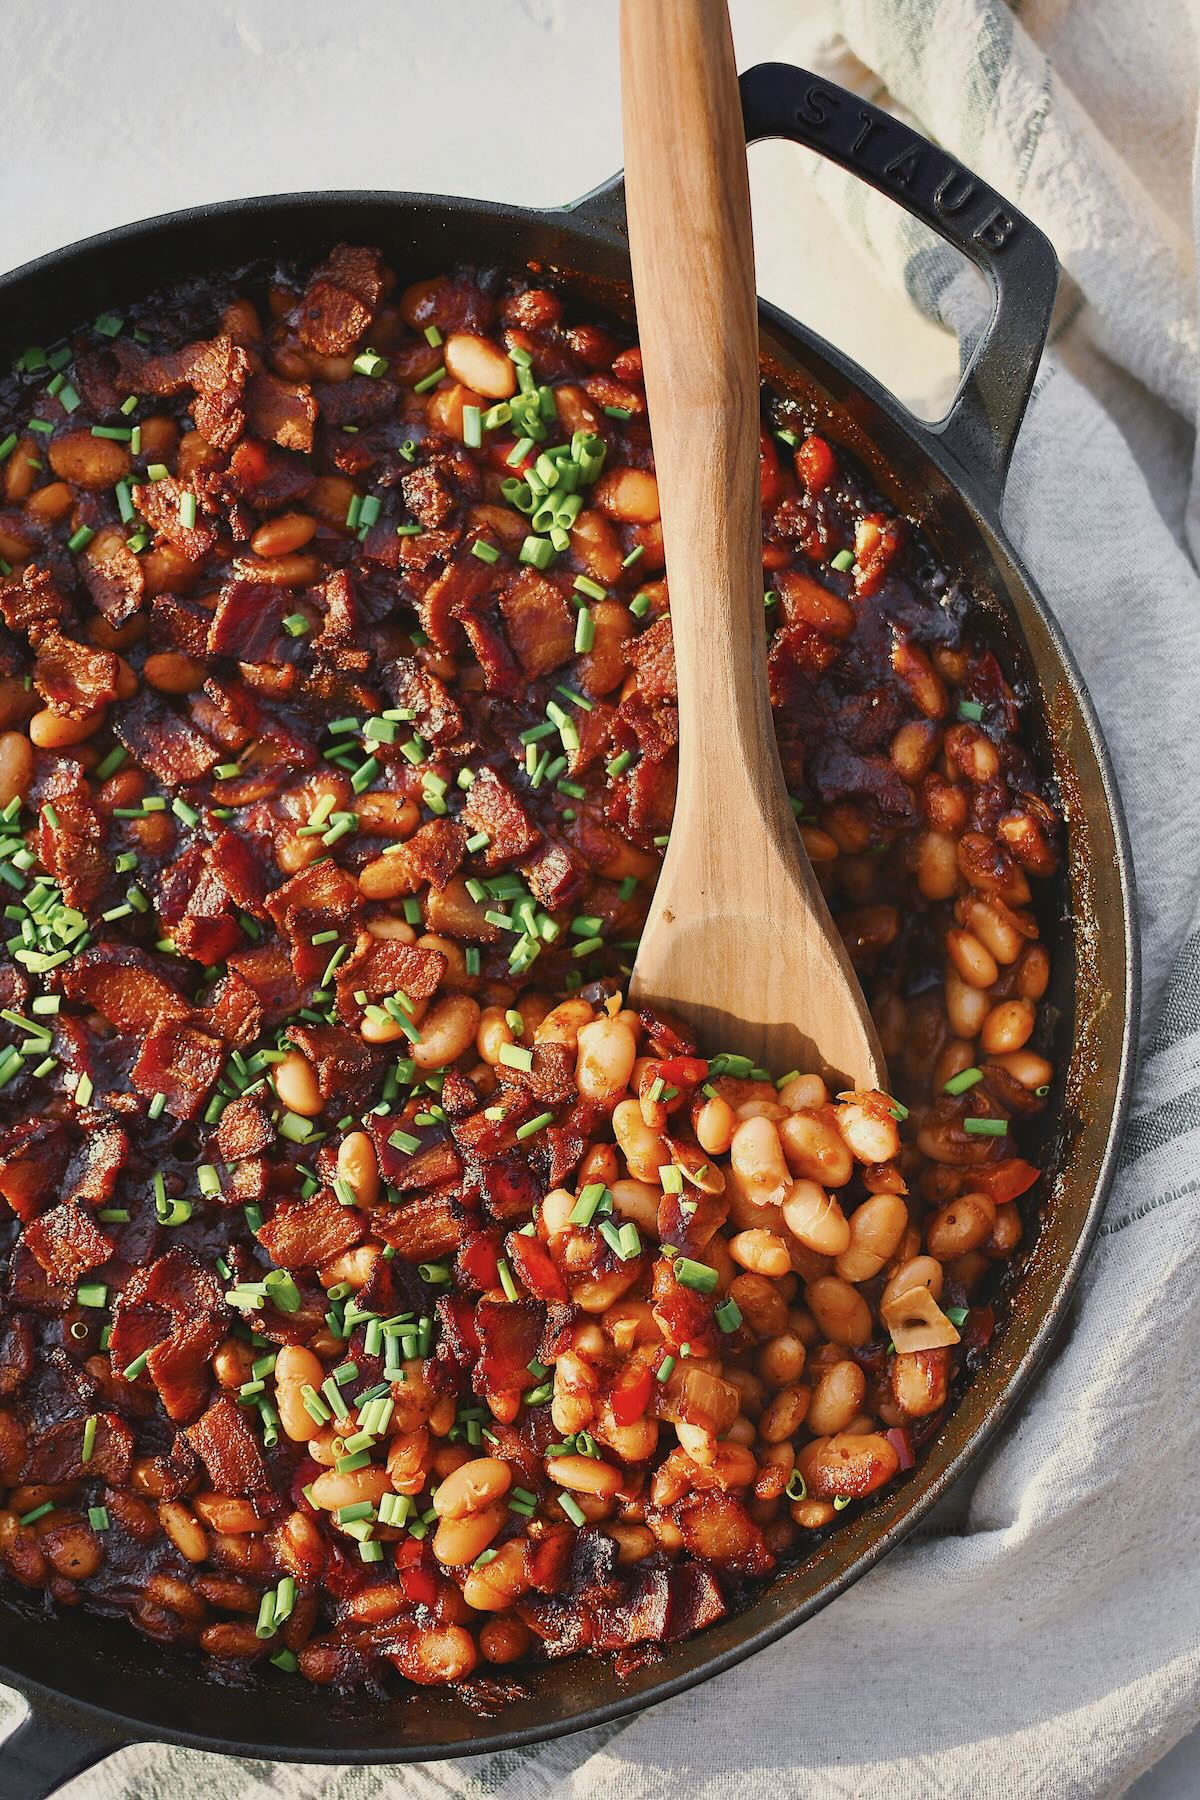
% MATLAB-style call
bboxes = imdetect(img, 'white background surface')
[0,2,1192,1795]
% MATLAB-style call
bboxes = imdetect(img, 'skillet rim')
[0,182,1139,1769]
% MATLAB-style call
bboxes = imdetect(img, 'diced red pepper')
[885,1426,915,1471]
[972,1158,1040,1204]
[795,433,837,496]
[487,439,535,477]
[759,428,782,510]
[399,1565,439,1608]
[611,1362,655,1428]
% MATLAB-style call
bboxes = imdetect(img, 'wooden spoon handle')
[620,0,776,810]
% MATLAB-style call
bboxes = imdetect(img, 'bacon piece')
[257,1190,366,1270]
[0,1315,33,1394]
[626,614,676,704]
[22,1413,133,1486]
[81,530,145,625]
[245,370,316,453]
[23,1203,114,1284]
[35,773,107,913]
[521,839,586,911]
[132,475,220,560]
[226,941,306,1029]
[460,603,523,697]
[438,1069,480,1118]
[33,629,118,717]
[207,580,291,662]
[474,1298,544,1398]
[419,553,493,651]
[496,1040,576,1108]
[223,437,314,506]
[400,464,456,529]
[620,690,679,763]
[265,860,361,982]
[310,568,359,662]
[675,1492,773,1574]
[335,936,445,1025]
[62,1124,129,1212]
[130,1021,225,1120]
[297,245,384,355]
[156,845,241,965]
[497,569,575,676]
[285,1023,382,1108]
[505,1231,568,1303]
[114,688,222,783]
[478,1153,540,1222]
[541,1121,588,1191]
[638,1004,698,1057]
[118,335,249,451]
[371,1191,462,1260]
[452,1092,535,1159]
[216,1096,273,1163]
[383,656,464,747]
[369,1117,463,1193]
[461,767,540,869]
[403,818,467,892]
[0,564,66,638]
[200,968,264,1045]
[146,1314,223,1424]
[436,1291,482,1367]
[185,1394,270,1495]
[0,1121,69,1222]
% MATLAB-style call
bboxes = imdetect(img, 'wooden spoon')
[621,0,885,1089]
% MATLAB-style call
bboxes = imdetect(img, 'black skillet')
[0,63,1138,1797]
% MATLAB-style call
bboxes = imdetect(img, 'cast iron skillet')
[0,63,1138,1797]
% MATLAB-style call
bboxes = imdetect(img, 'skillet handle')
[738,61,1059,501]
[3,1703,127,1799]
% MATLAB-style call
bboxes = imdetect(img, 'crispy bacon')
[23,1203,114,1284]
[81,530,145,624]
[113,688,222,783]
[371,1191,463,1260]
[0,564,67,639]
[497,569,575,676]
[285,1023,382,1108]
[335,936,445,1024]
[185,1395,270,1495]
[145,1315,223,1424]
[461,767,541,869]
[130,1020,225,1120]
[245,370,317,453]
[0,1122,69,1222]
[33,630,118,716]
[258,1190,366,1270]
[265,860,361,982]
[474,1298,544,1398]
[296,245,384,355]
[22,1414,133,1486]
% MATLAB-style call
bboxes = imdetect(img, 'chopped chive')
[558,1492,586,1527]
[957,700,984,722]
[944,1066,984,1096]
[963,1117,1009,1136]
[830,548,855,572]
[178,492,197,529]
[67,524,96,554]
[673,1258,717,1294]
[413,365,446,395]
[515,1110,554,1141]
